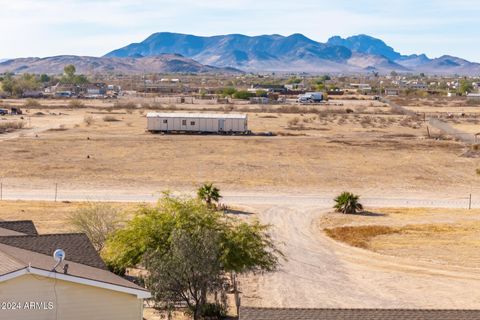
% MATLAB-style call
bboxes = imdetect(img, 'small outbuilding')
[147,112,248,134]
[467,93,480,101]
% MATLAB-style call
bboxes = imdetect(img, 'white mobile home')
[147,113,248,134]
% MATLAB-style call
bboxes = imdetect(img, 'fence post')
[469,194,472,210]
[55,183,58,202]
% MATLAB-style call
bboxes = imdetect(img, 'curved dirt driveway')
[240,206,480,308]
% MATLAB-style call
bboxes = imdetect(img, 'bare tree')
[69,203,123,252]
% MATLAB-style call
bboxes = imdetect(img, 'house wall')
[0,274,143,320]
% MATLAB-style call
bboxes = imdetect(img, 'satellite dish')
[53,249,66,263]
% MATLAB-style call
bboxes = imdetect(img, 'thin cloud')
[0,0,479,61]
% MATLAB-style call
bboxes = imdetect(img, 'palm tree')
[334,192,363,214]
[197,183,222,207]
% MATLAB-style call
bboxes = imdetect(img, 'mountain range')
[105,33,480,75]
[1,33,479,75]
[0,54,239,74]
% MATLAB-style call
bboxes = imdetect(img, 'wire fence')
[1,182,477,209]
[382,98,477,144]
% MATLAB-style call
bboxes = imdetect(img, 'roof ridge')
[240,307,480,311]
[0,233,87,238]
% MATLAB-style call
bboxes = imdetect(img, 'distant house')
[408,83,428,90]
[250,84,286,94]
[240,307,480,320]
[250,97,270,104]
[0,220,150,320]
[385,88,400,96]
[350,83,372,93]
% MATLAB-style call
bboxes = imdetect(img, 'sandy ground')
[2,200,479,310]
[1,101,479,199]
[240,205,480,309]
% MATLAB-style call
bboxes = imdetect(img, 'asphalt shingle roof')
[239,307,480,320]
[0,243,147,292]
[0,220,38,235]
[0,233,106,269]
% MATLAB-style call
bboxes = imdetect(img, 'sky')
[1,0,479,61]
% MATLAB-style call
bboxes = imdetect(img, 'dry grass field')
[1,98,479,198]
[321,207,480,268]
[0,200,136,233]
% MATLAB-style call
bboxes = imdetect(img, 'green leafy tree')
[334,192,363,214]
[256,89,268,97]
[197,183,222,207]
[233,90,255,100]
[219,87,237,97]
[61,64,89,85]
[103,195,282,315]
[39,74,51,83]
[287,77,302,84]
[458,79,473,95]
[64,64,76,78]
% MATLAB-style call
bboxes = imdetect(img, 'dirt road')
[240,206,480,308]
[0,188,478,209]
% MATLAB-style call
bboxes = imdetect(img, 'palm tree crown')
[334,192,363,214]
[197,183,222,207]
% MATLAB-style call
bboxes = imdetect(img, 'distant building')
[250,97,270,104]
[467,93,480,101]
[250,84,286,94]
[385,88,400,96]
[350,83,372,93]
[147,112,248,134]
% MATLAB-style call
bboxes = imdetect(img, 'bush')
[83,115,94,126]
[23,99,41,108]
[69,203,123,252]
[113,101,137,110]
[103,115,121,122]
[233,90,255,100]
[199,303,227,319]
[68,100,85,108]
[0,121,25,133]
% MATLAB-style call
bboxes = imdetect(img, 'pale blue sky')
[1,0,479,61]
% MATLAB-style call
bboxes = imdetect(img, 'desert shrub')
[277,105,301,113]
[467,99,480,106]
[68,100,85,108]
[198,303,227,319]
[360,116,373,127]
[287,117,300,127]
[0,121,25,133]
[114,101,137,110]
[83,115,94,126]
[103,115,121,122]
[69,203,123,252]
[23,99,41,108]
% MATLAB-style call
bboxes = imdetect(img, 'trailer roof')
[147,112,247,119]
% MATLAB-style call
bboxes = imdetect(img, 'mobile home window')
[163,119,168,124]
[190,121,196,126]
[182,120,187,125]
